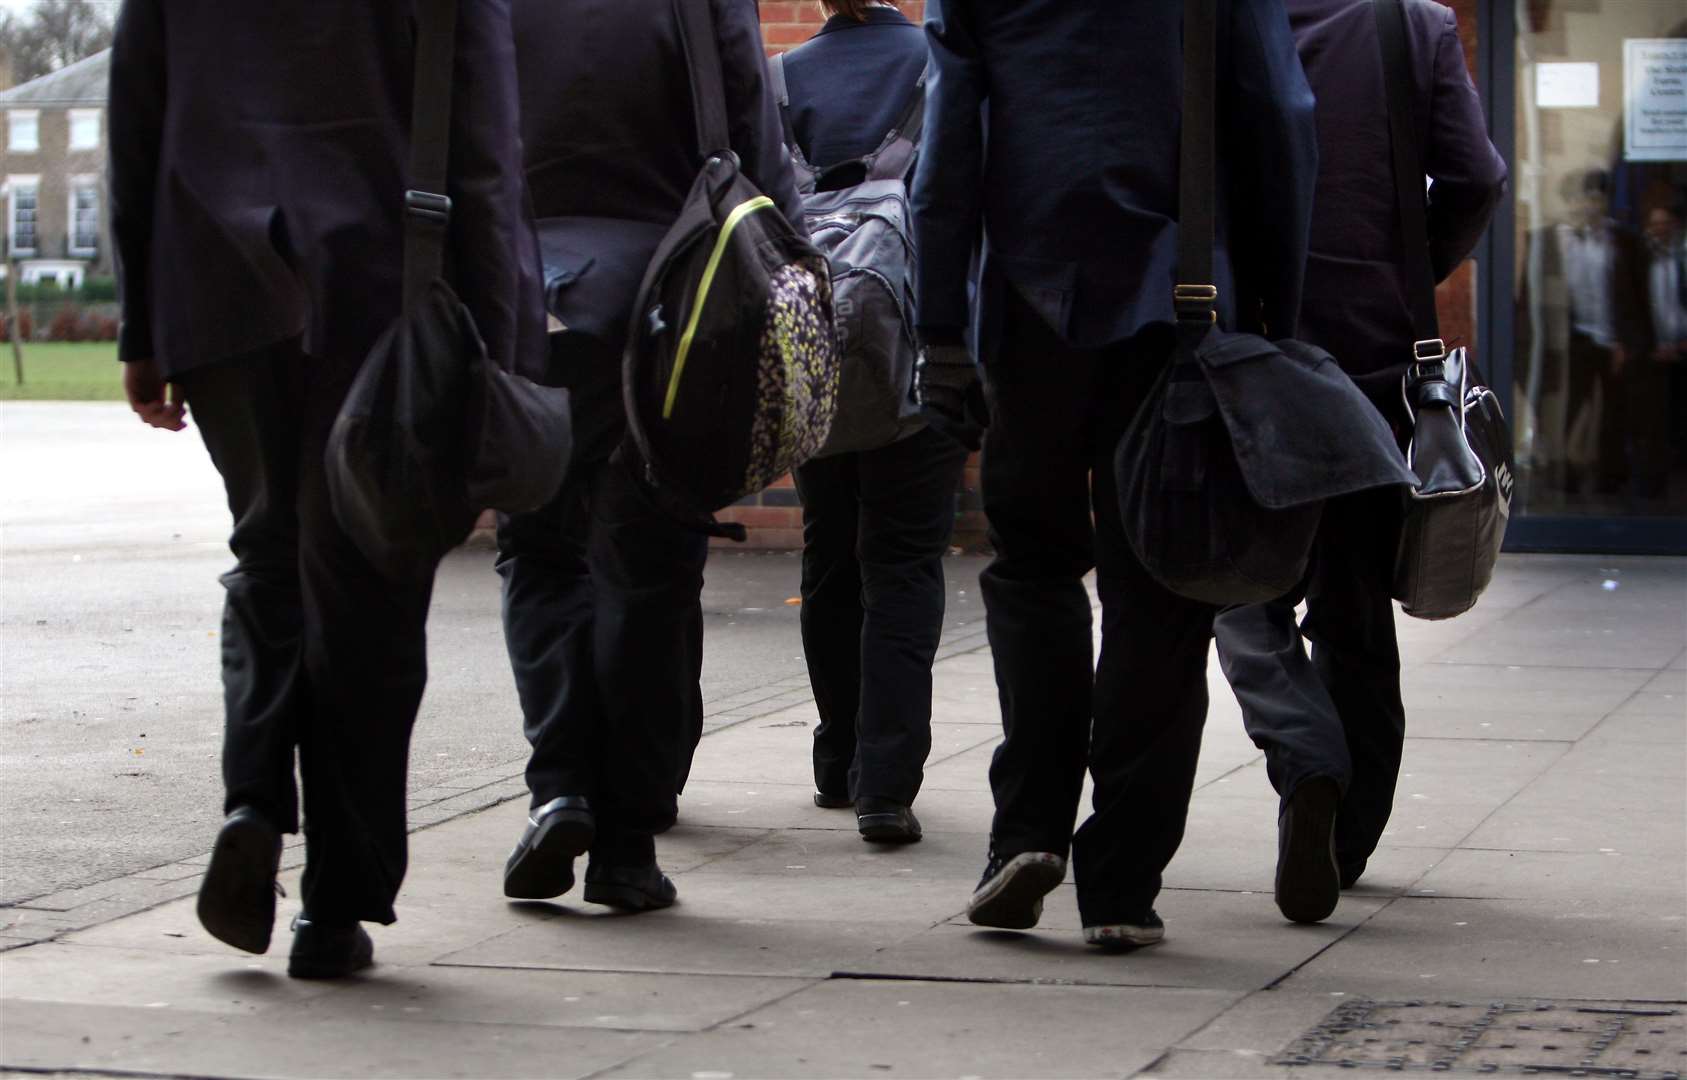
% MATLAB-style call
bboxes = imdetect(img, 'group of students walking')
[109,0,1504,979]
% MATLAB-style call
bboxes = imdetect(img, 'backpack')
[767,52,927,458]
[619,0,841,539]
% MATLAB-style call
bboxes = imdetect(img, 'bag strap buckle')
[405,189,452,226]
[1407,338,1448,384]
[1174,283,1218,325]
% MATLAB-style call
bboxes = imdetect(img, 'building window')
[67,108,100,151]
[8,110,38,153]
[9,177,39,256]
[69,178,98,256]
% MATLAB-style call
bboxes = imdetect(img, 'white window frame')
[8,110,39,153]
[68,174,98,257]
[8,174,40,258]
[67,108,101,151]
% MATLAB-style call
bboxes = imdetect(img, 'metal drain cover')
[1271,999,1685,1077]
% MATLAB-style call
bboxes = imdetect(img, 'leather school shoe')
[1275,776,1341,924]
[1083,910,1165,949]
[197,806,283,954]
[813,790,853,809]
[583,860,677,912]
[966,849,1066,930]
[856,797,922,844]
[503,796,595,900]
[287,914,373,979]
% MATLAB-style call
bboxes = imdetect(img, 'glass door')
[1492,0,1687,552]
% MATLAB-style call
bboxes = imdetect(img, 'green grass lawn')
[0,342,123,401]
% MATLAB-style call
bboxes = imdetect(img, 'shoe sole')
[967,852,1066,930]
[197,815,280,955]
[503,810,595,900]
[858,814,921,844]
[1276,777,1341,924]
[1084,923,1165,949]
[582,881,676,912]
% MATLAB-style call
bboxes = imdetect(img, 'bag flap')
[1197,329,1417,509]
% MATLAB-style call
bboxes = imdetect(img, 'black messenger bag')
[1375,0,1514,620]
[326,0,571,582]
[1116,0,1415,606]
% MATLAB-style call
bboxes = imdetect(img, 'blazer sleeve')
[910,0,985,341]
[1422,4,1507,283]
[1224,0,1317,339]
[716,0,806,236]
[447,0,546,381]
[108,0,166,364]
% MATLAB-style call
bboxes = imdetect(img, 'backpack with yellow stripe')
[619,0,839,540]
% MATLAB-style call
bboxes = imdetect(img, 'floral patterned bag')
[618,0,839,539]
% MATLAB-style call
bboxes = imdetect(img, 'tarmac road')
[0,402,989,904]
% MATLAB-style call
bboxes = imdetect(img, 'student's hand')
[123,358,187,431]
[915,344,986,451]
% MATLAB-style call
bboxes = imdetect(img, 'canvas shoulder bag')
[1114,0,1415,606]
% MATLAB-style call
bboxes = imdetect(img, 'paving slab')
[595,979,1242,1080]
[1283,896,1687,1000]
[0,943,336,1015]
[293,967,803,1033]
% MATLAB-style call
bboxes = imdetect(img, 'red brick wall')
[760,2,927,54]
[727,0,1490,549]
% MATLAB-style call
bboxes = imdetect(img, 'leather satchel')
[1374,0,1514,619]
[1116,0,1414,606]
[325,0,571,581]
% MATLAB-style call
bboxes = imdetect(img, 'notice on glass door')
[1625,39,1687,162]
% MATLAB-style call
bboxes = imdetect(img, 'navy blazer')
[779,7,928,170]
[108,0,545,383]
[911,0,1318,357]
[512,0,802,232]
[1287,0,1507,406]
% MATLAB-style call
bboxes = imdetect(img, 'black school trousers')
[495,336,707,839]
[980,292,1217,925]
[793,424,968,805]
[178,338,434,926]
[1213,485,1406,872]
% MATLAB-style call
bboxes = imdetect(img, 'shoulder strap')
[1374,0,1441,342]
[673,0,732,160]
[864,64,928,183]
[767,51,821,191]
[1174,0,1219,331]
[402,0,458,310]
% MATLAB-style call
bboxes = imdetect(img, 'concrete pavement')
[2,548,1683,1078]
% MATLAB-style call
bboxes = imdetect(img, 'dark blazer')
[108,0,545,383]
[1286,0,1507,404]
[512,0,802,232]
[911,0,1318,357]
[780,7,928,170]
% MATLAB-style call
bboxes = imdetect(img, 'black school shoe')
[583,861,677,912]
[813,790,853,809]
[197,806,283,954]
[504,796,595,900]
[966,849,1066,930]
[856,797,922,844]
[1275,776,1342,924]
[287,914,374,979]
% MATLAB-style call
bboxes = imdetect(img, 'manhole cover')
[1272,999,1686,1077]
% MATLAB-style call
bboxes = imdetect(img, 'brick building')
[0,50,111,289]
[726,0,1486,549]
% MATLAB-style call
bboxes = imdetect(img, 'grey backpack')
[768,53,926,458]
